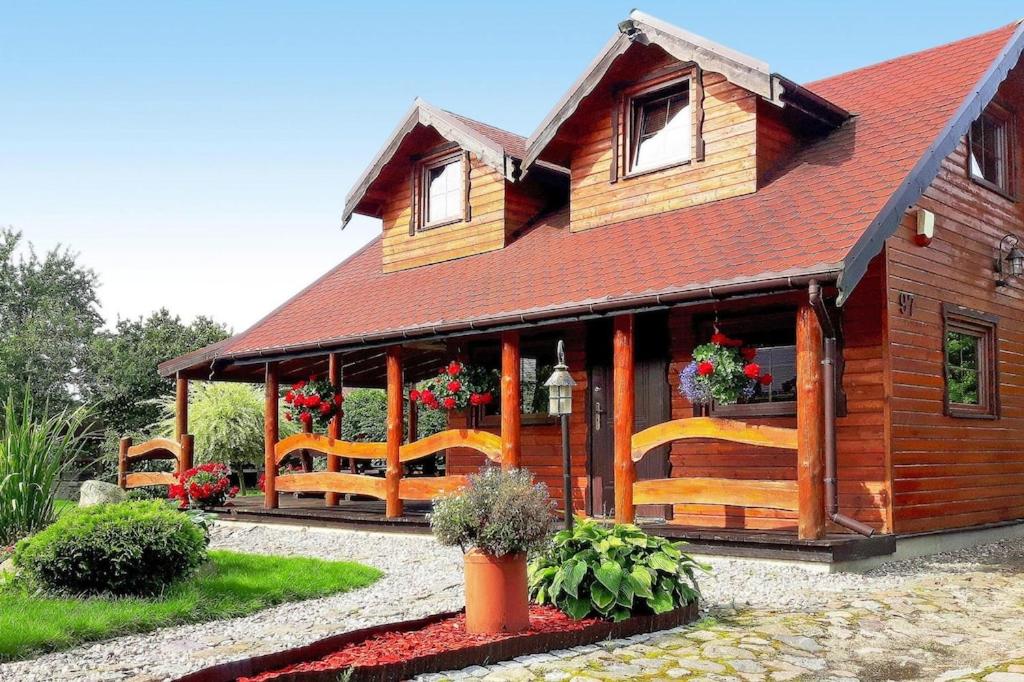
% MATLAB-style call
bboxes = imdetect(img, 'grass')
[0,550,382,661]
[53,499,76,517]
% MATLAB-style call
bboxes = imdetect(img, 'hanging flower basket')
[283,376,343,430]
[411,361,498,411]
[679,332,773,406]
[169,463,239,510]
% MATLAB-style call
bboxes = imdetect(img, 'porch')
[136,282,888,556]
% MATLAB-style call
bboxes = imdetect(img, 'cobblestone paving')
[416,541,1024,682]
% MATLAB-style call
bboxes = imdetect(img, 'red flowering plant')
[283,375,343,431]
[169,463,239,510]
[411,361,498,411]
[679,332,773,406]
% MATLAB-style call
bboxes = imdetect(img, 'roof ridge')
[808,21,1018,88]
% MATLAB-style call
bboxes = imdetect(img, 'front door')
[587,313,672,519]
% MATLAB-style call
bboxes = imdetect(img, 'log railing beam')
[264,362,280,509]
[385,345,404,518]
[501,330,521,470]
[326,352,342,506]
[796,304,827,540]
[613,314,636,524]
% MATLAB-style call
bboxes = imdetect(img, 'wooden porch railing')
[268,429,502,509]
[629,417,799,512]
[118,434,193,489]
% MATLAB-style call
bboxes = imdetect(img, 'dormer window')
[418,150,466,229]
[968,104,1015,198]
[630,81,691,174]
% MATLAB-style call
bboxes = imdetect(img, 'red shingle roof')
[447,112,527,160]
[162,22,1021,375]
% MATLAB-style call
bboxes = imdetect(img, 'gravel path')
[0,522,465,682]
[2,522,1022,681]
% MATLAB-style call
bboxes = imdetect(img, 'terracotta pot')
[463,548,530,634]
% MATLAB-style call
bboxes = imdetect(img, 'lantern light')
[544,341,577,416]
[995,234,1024,287]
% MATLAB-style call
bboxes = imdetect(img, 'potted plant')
[169,462,239,510]
[430,467,554,634]
[679,331,773,410]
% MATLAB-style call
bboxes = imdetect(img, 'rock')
[79,480,127,506]
[0,557,15,577]
[984,674,1024,682]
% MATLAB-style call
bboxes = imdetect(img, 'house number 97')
[898,292,915,316]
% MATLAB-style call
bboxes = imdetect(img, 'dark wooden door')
[587,313,671,519]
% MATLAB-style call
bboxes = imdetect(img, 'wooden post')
[264,362,280,509]
[407,392,418,443]
[326,352,342,506]
[300,421,314,472]
[796,304,827,540]
[501,330,522,470]
[613,314,636,524]
[118,437,131,489]
[175,374,189,441]
[179,434,194,475]
[386,346,404,518]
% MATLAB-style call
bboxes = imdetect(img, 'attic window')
[968,105,1014,198]
[419,151,465,229]
[630,81,691,174]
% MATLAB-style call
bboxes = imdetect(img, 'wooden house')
[147,12,1024,561]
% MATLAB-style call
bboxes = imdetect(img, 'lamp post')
[995,233,1024,287]
[544,340,577,530]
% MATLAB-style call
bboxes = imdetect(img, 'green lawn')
[0,550,381,661]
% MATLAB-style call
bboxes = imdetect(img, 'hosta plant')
[528,518,707,621]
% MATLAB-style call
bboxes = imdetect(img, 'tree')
[84,309,229,462]
[341,388,446,443]
[155,382,298,493]
[0,228,102,410]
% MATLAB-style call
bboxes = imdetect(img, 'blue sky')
[2,1,1020,332]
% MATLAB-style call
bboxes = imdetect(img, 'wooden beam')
[796,304,826,540]
[326,352,342,506]
[175,374,188,440]
[386,345,404,518]
[264,362,280,509]
[501,330,522,469]
[118,436,131,489]
[408,391,418,444]
[613,314,636,524]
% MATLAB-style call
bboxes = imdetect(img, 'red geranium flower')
[334,393,344,405]
[697,361,715,376]
[743,363,761,379]
[759,373,773,386]
[710,332,728,346]
[447,380,461,393]
[443,396,456,409]
[741,347,758,361]
[292,380,306,391]
[409,389,420,402]
[447,361,462,375]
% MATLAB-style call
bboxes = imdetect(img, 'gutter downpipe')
[808,280,875,537]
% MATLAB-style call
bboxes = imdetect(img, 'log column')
[264,362,280,509]
[118,437,131,489]
[613,314,636,524]
[501,330,522,470]
[386,346,404,518]
[796,304,827,540]
[179,434,194,475]
[174,374,188,441]
[326,353,342,507]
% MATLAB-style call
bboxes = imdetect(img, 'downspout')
[808,280,875,537]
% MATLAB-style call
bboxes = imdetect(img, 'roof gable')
[342,98,527,226]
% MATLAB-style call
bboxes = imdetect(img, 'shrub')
[528,518,706,622]
[0,392,92,545]
[13,500,208,596]
[430,467,554,556]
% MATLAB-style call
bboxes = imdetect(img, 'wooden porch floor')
[214,494,895,564]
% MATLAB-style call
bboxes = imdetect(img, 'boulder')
[79,480,127,507]
[0,558,15,579]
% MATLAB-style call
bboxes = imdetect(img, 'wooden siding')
[567,46,759,232]
[756,99,799,187]
[886,64,1024,533]
[381,153,507,272]
[445,329,589,512]
[664,290,889,532]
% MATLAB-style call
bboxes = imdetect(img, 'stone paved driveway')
[417,539,1024,682]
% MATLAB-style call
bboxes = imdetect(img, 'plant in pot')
[430,466,554,634]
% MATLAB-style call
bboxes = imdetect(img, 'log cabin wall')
[566,45,759,233]
[664,286,890,532]
[444,328,589,512]
[885,63,1024,534]
[380,151,507,273]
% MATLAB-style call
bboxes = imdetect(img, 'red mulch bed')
[241,606,597,682]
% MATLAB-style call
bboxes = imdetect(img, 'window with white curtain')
[631,84,691,173]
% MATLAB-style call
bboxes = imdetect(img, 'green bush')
[430,467,553,556]
[528,518,706,622]
[13,500,207,596]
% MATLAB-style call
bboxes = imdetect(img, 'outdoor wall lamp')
[995,234,1024,287]
[545,340,577,530]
